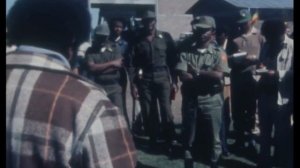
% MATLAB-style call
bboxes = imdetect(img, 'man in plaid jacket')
[6,0,136,167]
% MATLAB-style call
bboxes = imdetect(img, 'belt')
[95,79,119,86]
[143,66,167,73]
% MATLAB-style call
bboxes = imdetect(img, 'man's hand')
[131,85,139,99]
[246,54,257,60]
[171,83,179,93]
[111,58,123,68]
[267,70,276,76]
[170,83,178,100]
[180,72,193,82]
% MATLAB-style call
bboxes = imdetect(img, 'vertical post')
[155,0,159,28]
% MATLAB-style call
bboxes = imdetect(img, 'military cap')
[94,21,110,36]
[237,9,251,23]
[142,10,156,19]
[191,16,216,29]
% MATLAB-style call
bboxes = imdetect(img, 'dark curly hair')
[7,0,91,50]
[261,20,286,40]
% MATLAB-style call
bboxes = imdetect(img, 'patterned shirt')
[6,45,137,168]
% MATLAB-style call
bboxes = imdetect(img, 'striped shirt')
[6,45,137,168]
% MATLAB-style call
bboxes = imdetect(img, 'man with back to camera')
[228,9,265,155]
[130,10,178,154]
[176,16,229,168]
[6,0,136,167]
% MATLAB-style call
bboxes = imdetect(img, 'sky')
[6,0,100,29]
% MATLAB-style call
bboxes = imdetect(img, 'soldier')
[130,10,178,152]
[85,22,126,121]
[176,16,229,168]
[228,9,264,154]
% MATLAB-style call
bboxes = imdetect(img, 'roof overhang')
[90,0,156,5]
[224,0,293,9]
[186,0,293,21]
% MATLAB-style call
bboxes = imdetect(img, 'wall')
[157,0,198,40]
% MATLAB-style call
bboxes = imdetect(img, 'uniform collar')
[283,35,289,46]
[242,26,258,37]
[155,30,164,39]
[113,36,124,43]
[196,44,214,54]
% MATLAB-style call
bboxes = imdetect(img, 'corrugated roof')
[224,0,293,9]
[90,0,156,5]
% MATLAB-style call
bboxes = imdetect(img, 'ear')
[66,47,74,61]
[211,29,216,35]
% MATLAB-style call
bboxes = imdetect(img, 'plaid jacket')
[6,46,137,168]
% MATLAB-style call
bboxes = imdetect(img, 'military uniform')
[131,11,177,146]
[86,23,125,116]
[176,16,230,166]
[177,43,229,163]
[229,10,264,147]
[85,41,124,110]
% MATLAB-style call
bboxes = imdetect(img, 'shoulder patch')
[221,52,228,63]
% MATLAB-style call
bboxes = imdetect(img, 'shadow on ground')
[133,123,261,168]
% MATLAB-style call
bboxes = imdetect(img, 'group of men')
[6,0,293,168]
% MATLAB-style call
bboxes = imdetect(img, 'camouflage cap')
[191,16,216,29]
[94,21,110,36]
[142,10,156,19]
[237,9,251,23]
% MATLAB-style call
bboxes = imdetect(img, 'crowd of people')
[6,0,293,168]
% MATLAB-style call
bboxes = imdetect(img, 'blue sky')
[6,0,100,29]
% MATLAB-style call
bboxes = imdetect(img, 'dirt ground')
[124,83,260,168]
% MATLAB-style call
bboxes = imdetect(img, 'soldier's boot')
[184,149,194,168]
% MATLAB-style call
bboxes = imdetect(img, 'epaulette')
[156,30,165,39]
[208,44,221,53]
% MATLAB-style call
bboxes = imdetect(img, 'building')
[90,0,198,40]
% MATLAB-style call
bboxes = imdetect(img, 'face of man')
[93,35,107,47]
[238,20,251,34]
[262,22,286,44]
[265,32,285,44]
[142,18,156,34]
[113,21,123,37]
[193,27,214,44]
[216,32,227,46]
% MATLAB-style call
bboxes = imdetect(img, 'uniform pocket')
[155,41,167,57]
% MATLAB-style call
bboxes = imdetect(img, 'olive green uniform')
[176,44,229,164]
[131,30,177,144]
[85,41,124,114]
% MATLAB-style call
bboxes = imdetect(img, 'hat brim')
[237,17,251,23]
[142,16,156,19]
[95,32,109,36]
[193,24,213,29]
